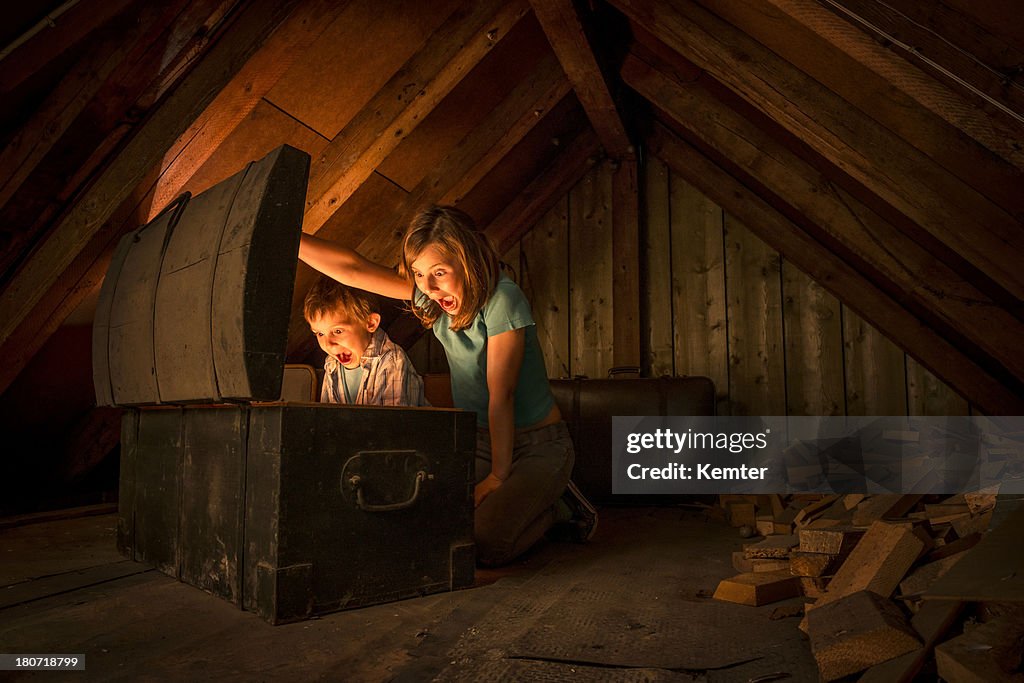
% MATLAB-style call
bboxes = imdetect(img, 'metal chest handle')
[347,470,427,512]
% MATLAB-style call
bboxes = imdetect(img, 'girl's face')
[411,244,465,317]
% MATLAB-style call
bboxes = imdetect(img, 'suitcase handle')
[348,470,427,512]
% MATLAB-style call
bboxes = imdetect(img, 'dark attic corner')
[2,0,1024,680]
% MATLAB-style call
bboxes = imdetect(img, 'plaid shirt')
[321,328,427,407]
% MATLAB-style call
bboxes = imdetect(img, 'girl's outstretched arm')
[477,327,526,507]
[299,233,411,300]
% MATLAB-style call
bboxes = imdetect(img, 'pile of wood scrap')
[711,492,1024,681]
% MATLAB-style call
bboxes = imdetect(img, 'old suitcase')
[550,377,716,505]
[94,145,476,624]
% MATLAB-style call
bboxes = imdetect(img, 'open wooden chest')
[92,145,476,624]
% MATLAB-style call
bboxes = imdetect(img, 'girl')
[299,205,596,566]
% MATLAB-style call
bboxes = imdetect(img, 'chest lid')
[93,144,309,407]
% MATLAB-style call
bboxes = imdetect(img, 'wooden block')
[928,532,982,562]
[805,518,843,529]
[772,503,799,535]
[806,590,921,682]
[923,503,972,525]
[744,534,799,559]
[852,495,923,526]
[843,493,866,510]
[951,510,993,538]
[805,520,926,624]
[799,526,864,555]
[732,550,754,574]
[858,599,964,683]
[819,496,855,522]
[899,553,969,598]
[794,494,839,527]
[790,551,839,578]
[713,570,802,606]
[755,514,775,537]
[727,501,757,528]
[935,617,1024,683]
[964,490,998,514]
[752,558,791,573]
[903,520,935,558]
[772,520,794,535]
[800,576,828,599]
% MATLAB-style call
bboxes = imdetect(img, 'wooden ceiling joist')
[611,0,1024,304]
[0,1,343,399]
[285,53,573,353]
[648,124,1024,415]
[0,0,301,387]
[826,0,1024,125]
[0,172,159,397]
[529,0,633,159]
[440,70,572,209]
[0,0,239,280]
[487,126,601,254]
[150,0,350,213]
[0,1,187,213]
[301,0,530,236]
[623,51,1024,394]
[530,0,640,364]
[704,0,1024,215]
[0,0,134,94]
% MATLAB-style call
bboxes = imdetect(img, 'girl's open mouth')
[439,296,457,311]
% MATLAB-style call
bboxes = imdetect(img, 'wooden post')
[611,156,641,370]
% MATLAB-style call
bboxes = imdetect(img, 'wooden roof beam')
[528,0,633,159]
[360,62,573,265]
[701,0,1024,215]
[0,0,300,380]
[487,126,601,254]
[0,0,242,279]
[648,123,1024,415]
[530,0,640,365]
[0,0,134,94]
[301,0,530,236]
[150,0,351,214]
[285,53,572,354]
[0,1,346,399]
[623,49,1024,397]
[828,0,1024,124]
[0,1,189,214]
[611,0,1024,304]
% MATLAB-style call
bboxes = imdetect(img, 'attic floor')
[0,507,817,682]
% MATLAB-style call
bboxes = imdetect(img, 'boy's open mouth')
[338,351,353,365]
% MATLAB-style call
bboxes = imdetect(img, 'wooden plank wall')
[409,156,971,417]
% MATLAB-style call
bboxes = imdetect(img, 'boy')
[304,277,427,406]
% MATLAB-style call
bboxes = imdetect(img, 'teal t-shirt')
[341,364,364,403]
[423,276,554,428]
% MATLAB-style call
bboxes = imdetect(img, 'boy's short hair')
[304,277,380,324]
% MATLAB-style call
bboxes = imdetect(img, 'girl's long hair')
[400,205,500,331]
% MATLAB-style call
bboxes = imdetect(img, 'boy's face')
[411,244,465,317]
[309,309,380,369]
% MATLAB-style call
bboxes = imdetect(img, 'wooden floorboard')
[0,509,818,681]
